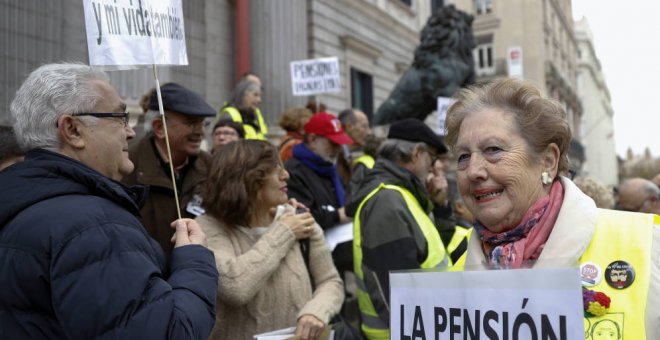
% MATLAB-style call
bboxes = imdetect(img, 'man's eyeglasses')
[420,145,440,164]
[72,112,129,127]
[213,130,238,137]
[165,116,211,130]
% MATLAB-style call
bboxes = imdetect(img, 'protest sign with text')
[83,0,187,66]
[436,96,454,136]
[390,267,583,340]
[290,57,341,96]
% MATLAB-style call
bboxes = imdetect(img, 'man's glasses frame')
[72,112,129,127]
[162,114,211,130]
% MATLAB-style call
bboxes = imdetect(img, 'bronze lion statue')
[373,5,475,125]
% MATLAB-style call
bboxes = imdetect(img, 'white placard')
[290,57,341,96]
[507,46,524,78]
[390,268,583,339]
[436,97,455,136]
[83,0,188,66]
[324,222,353,252]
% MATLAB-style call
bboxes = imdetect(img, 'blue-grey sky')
[572,1,660,157]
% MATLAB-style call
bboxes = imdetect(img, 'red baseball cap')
[304,112,354,145]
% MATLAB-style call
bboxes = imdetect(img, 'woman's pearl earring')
[542,171,553,185]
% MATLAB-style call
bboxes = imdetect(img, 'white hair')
[10,62,109,151]
[143,109,161,133]
[378,138,421,164]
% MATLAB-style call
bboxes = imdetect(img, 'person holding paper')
[349,118,452,340]
[444,78,660,339]
[217,75,268,140]
[123,82,216,257]
[197,140,344,340]
[0,63,218,339]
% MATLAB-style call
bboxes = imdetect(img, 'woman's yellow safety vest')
[353,183,448,340]
[580,209,658,340]
[219,106,268,140]
[352,154,375,169]
[446,225,472,270]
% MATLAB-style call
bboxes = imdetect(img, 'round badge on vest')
[605,260,635,289]
[580,262,602,287]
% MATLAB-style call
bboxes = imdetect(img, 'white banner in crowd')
[390,268,583,339]
[507,46,524,78]
[290,57,341,96]
[82,0,188,66]
[436,96,455,136]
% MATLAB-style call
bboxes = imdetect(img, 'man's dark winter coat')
[0,149,218,339]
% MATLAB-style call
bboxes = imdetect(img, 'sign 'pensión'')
[290,57,341,96]
[390,267,584,339]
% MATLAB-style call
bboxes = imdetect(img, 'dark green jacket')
[347,159,438,324]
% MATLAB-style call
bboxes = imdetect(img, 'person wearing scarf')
[284,112,354,274]
[445,78,660,339]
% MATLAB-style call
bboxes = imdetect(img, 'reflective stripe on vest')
[580,209,658,339]
[220,106,268,140]
[352,155,375,169]
[447,226,472,269]
[353,183,447,339]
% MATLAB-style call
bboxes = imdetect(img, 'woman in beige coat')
[198,140,344,340]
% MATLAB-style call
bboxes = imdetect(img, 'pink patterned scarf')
[475,180,564,269]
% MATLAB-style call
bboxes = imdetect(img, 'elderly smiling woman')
[444,78,660,339]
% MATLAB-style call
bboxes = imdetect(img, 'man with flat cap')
[123,83,215,257]
[347,118,453,339]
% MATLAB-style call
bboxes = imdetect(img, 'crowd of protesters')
[1,63,659,339]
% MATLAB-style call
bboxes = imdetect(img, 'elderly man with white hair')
[0,63,218,339]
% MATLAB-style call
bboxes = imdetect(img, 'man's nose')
[126,124,136,139]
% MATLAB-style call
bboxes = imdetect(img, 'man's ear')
[152,118,165,139]
[542,143,560,178]
[412,144,424,161]
[344,122,353,133]
[57,115,85,149]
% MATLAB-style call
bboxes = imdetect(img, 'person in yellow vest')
[338,108,373,161]
[444,78,660,339]
[337,108,373,186]
[349,118,451,339]
[217,77,268,140]
[440,179,473,266]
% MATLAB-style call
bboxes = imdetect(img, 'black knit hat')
[387,118,448,153]
[148,83,216,117]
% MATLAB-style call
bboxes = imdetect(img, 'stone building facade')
[449,0,585,172]
[1,0,437,141]
[574,17,618,186]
